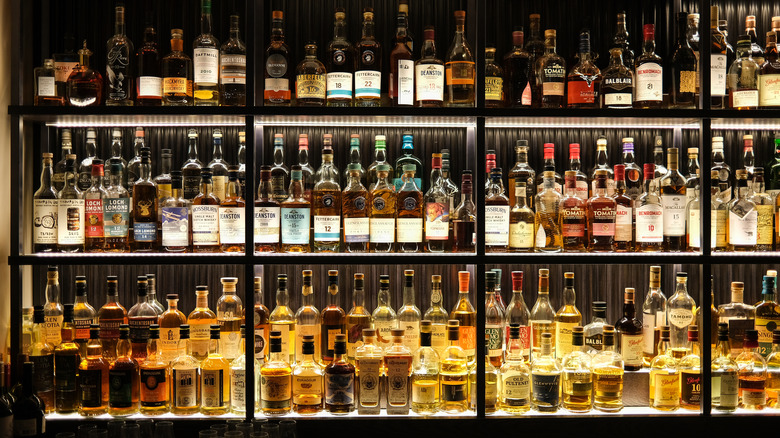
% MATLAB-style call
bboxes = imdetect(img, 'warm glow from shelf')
[45,116,246,127]
[45,410,475,421]
[711,119,780,130]
[257,115,476,127]
[485,117,700,129]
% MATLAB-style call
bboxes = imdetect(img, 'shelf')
[709,252,780,264]
[483,252,702,265]
[45,412,246,421]
[488,406,701,418]
[257,114,476,127]
[10,253,246,266]
[251,252,477,265]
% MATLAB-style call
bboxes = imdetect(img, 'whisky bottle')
[508,141,535,207]
[192,168,221,252]
[33,153,58,252]
[109,325,140,416]
[292,335,323,414]
[385,329,413,414]
[78,324,109,416]
[126,128,145,191]
[30,306,55,413]
[536,30,566,108]
[711,6,728,109]
[485,168,510,252]
[484,272,505,368]
[678,326,702,410]
[534,171,563,252]
[342,164,369,252]
[745,16,765,65]
[412,321,440,414]
[504,272,531,361]
[711,137,732,201]
[526,15,545,106]
[105,4,134,106]
[415,27,444,107]
[634,24,664,108]
[255,166,281,252]
[394,133,423,191]
[321,271,346,363]
[217,277,243,361]
[264,11,291,106]
[567,144,589,201]
[615,289,644,371]
[207,129,230,202]
[396,165,424,252]
[451,171,476,253]
[270,274,297,364]
[57,154,84,252]
[641,267,667,366]
[219,168,245,253]
[500,324,531,414]
[390,13,414,106]
[561,326,592,412]
[13,362,45,436]
[398,270,422,352]
[84,161,106,252]
[440,321,469,413]
[451,271,477,362]
[139,325,170,415]
[66,40,103,106]
[188,286,216,361]
[509,181,535,252]
[220,14,246,106]
[355,329,383,414]
[660,147,687,251]
[613,165,633,251]
[583,301,607,354]
[73,277,96,357]
[294,270,320,364]
[193,0,220,105]
[313,144,341,252]
[254,277,270,364]
[369,164,396,252]
[635,164,663,251]
[344,135,365,183]
[728,36,760,109]
[587,170,616,251]
[355,8,382,107]
[326,9,355,107]
[531,332,561,412]
[591,325,624,412]
[686,147,701,206]
[34,58,63,106]
[503,29,533,107]
[325,334,355,413]
[589,138,615,196]
[161,29,193,106]
[54,304,80,413]
[103,160,131,251]
[229,325,255,414]
[671,12,698,108]
[530,269,555,358]
[718,281,756,353]
[170,325,200,415]
[484,46,505,107]
[759,31,780,108]
[295,42,326,106]
[373,275,397,349]
[367,135,392,190]
[346,274,371,362]
[424,154,449,252]
[201,325,230,415]
[159,294,187,363]
[756,276,780,356]
[132,148,158,251]
[554,273,582,359]
[611,12,635,67]
[649,326,680,411]
[601,48,633,108]
[736,330,768,410]
[53,129,73,192]
[281,166,311,252]
[160,171,190,252]
[445,10,475,107]
[728,170,758,250]
[98,276,128,363]
[136,25,162,106]
[751,168,773,250]
[43,266,64,347]
[425,275,450,358]
[567,30,601,109]
[128,276,158,362]
[712,322,739,411]
[764,330,780,407]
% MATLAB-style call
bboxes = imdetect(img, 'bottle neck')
[378,286,391,307]
[196,292,209,309]
[403,279,415,306]
[276,285,289,307]
[271,20,284,42]
[188,139,199,161]
[212,140,223,160]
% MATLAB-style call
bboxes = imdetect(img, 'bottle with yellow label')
[295,43,326,106]
[554,272,582,359]
[200,325,230,415]
[161,29,193,106]
[649,326,680,411]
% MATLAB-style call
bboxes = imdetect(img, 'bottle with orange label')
[450,271,476,362]
[445,10,475,107]
[72,276,97,358]
[139,325,170,415]
[161,29,193,106]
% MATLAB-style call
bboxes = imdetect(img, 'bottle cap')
[458,271,470,290]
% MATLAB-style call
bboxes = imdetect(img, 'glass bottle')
[220,14,246,106]
[201,325,230,415]
[759,31,780,108]
[425,275,450,358]
[126,128,145,191]
[601,48,633,108]
[161,29,193,106]
[390,13,414,106]
[712,322,739,411]
[292,334,323,414]
[671,12,698,107]
[712,136,733,202]
[355,329,382,414]
[612,164,633,250]
[324,335,355,414]
[411,321,439,414]
[728,35,759,109]
[668,272,695,359]
[253,277,270,364]
[635,163,663,251]
[259,330,292,416]
[264,11,291,106]
[554,272,582,359]
[508,141,535,208]
[78,324,109,416]
[535,170,563,252]
[53,129,73,192]
[484,46,505,107]
[751,168,774,251]
[504,272,531,361]
[43,266,64,347]
[531,332,561,412]
[132,148,158,251]
[30,306,55,413]
[586,170,616,251]
[440,321,469,413]
[507,181,535,252]
[367,135,392,190]
[255,166,281,253]
[346,273,371,362]
[415,26,444,107]
[326,9,355,107]
[128,276,157,363]
[530,269,556,359]
[192,0,220,105]
[109,325,140,416]
[615,288,644,371]
[728,170,758,251]
[634,24,663,108]
[583,301,608,354]
[77,128,99,191]
[355,8,382,107]
[270,274,297,364]
[422,154,449,252]
[33,153,58,252]
[561,326,592,412]
[219,168,245,253]
[678,326,702,410]
[54,304,80,413]
[73,276,97,357]
[216,277,243,361]
[105,4,134,106]
[34,58,63,105]
[567,143,589,201]
[718,281,756,354]
[450,271,477,362]
[155,149,173,202]
[190,168,220,252]
[591,325,624,412]
[294,270,320,365]
[736,330,767,410]
[500,324,531,414]
[66,40,102,106]
[373,275,397,349]
[484,271,505,368]
[536,30,566,108]
[396,165,424,253]
[320,271,346,363]
[136,25,162,106]
[343,134,364,183]
[170,325,200,415]
[765,329,780,407]
[445,10,475,107]
[160,171,191,252]
[139,325,169,415]
[756,276,780,357]
[312,142,341,251]
[206,129,229,203]
[158,293,185,363]
[369,164,396,252]
[281,167,311,252]
[503,28,533,107]
[57,154,84,253]
[98,276,128,363]
[485,168,510,252]
[567,30,601,108]
[660,147,688,251]
[398,270,422,352]
[342,163,369,252]
[385,329,413,414]
[452,171,476,253]
[295,42,326,106]
[188,286,217,361]
[710,6,728,108]
[180,129,202,201]
[649,326,680,411]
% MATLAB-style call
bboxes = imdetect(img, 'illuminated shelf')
[10,253,245,265]
[710,252,780,264]
[251,252,477,265]
[45,412,245,421]
[488,406,701,418]
[484,252,702,265]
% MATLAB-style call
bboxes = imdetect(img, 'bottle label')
[160,328,181,363]
[397,59,415,105]
[509,221,535,248]
[485,205,510,246]
[713,209,727,248]
[688,208,701,248]
[182,176,201,200]
[743,388,766,407]
[727,318,754,350]
[194,48,220,84]
[756,317,780,356]
[413,380,437,404]
[171,368,198,407]
[567,80,598,104]
[604,91,632,106]
[292,374,323,405]
[79,368,104,408]
[531,321,555,353]
[679,70,696,94]
[485,76,503,101]
[615,204,632,241]
[221,54,246,84]
[430,323,447,356]
[325,372,355,406]
[33,199,58,244]
[445,60,475,85]
[129,317,157,342]
[415,64,444,101]
[229,368,246,410]
[13,418,39,437]
[355,70,381,98]
[441,381,467,402]
[163,77,189,95]
[591,206,616,236]
[385,356,412,405]
[681,372,701,405]
[161,206,189,247]
[344,217,369,242]
[202,369,225,407]
[346,321,367,359]
[636,62,663,102]
[543,80,565,96]
[44,315,63,346]
[140,368,168,406]
[503,374,530,400]
[326,72,353,99]
[636,203,663,242]
[314,215,340,241]
[271,323,293,361]
[486,324,503,358]
[218,207,245,245]
[99,318,122,340]
[620,333,644,367]
[732,90,758,108]
[109,368,134,408]
[711,54,727,96]
[396,218,423,243]
[668,308,694,328]
[585,332,603,351]
[759,74,780,106]
[370,217,395,243]
[728,209,757,245]
[756,205,774,245]
[212,176,227,203]
[375,320,395,348]
[134,222,157,242]
[57,198,85,245]
[424,202,449,240]
[74,318,91,341]
[531,373,559,405]
[280,207,310,244]
[266,53,288,78]
[555,322,578,357]
[138,76,163,98]
[192,205,220,245]
[54,60,78,83]
[357,357,381,405]
[220,329,241,360]
[296,74,326,100]
[574,181,588,199]
[107,45,131,100]
[255,323,269,362]
[715,373,739,408]
[321,325,342,359]
[54,353,79,393]
[459,325,476,357]
[38,76,56,97]
[103,198,130,238]
[653,373,680,406]
[31,354,54,395]
[264,78,290,95]
[254,206,281,244]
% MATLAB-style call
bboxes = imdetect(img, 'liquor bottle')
[589,137,615,196]
[634,24,664,108]
[191,168,220,252]
[132,148,157,251]
[504,272,531,361]
[345,273,371,362]
[206,129,229,202]
[78,324,109,416]
[188,286,216,361]
[530,269,555,358]
[159,294,186,364]
[13,362,45,436]
[220,14,246,106]
[601,48,633,108]
[621,138,644,199]
[219,168,245,253]
[215,277,243,362]
[671,13,698,107]
[660,147,687,251]
[264,11,291,106]
[73,277,96,357]
[742,134,756,185]
[415,26,444,107]
[756,276,780,357]
[728,35,760,109]
[585,325,622,412]
[136,24,162,106]
[686,147,701,207]
[200,325,230,415]
[324,334,355,413]
[676,326,702,410]
[612,165,633,251]
[390,13,414,106]
[53,129,73,192]
[161,171,191,252]
[297,136,315,201]
[397,0,414,50]
[126,128,145,191]
[394,133,423,190]
[560,326,592,412]
[355,8,382,107]
[485,168,510,253]
[567,30,601,108]
[295,42,326,106]
[412,321,440,414]
[105,4,134,106]
[373,275,397,349]
[484,46,505,107]
[445,10,475,107]
[583,301,607,354]
[535,28,567,108]
[30,306,54,413]
[292,334,323,414]
[396,165,424,252]
[342,164,369,252]
[536,144,563,194]
[67,40,102,106]
[503,28,533,107]
[248,279,270,366]
[728,170,758,250]
[718,281,756,354]
[509,181,535,252]
[34,58,63,105]
[649,326,680,410]
[139,325,169,415]
[193,0,220,105]
[554,272,582,359]
[615,289,643,371]
[397,270,422,353]
[161,29,193,106]
[43,266,63,347]
[54,304,79,413]
[744,16,765,65]
[280,166,310,252]
[711,137,732,202]
[736,330,768,410]
[384,329,413,414]
[77,129,98,191]
[567,144,589,201]
[452,171,476,252]
[712,322,740,411]
[751,168,774,251]
[367,135,392,190]
[181,129,203,200]
[344,135,364,183]
[170,325,200,415]
[440,321,469,413]
[759,31,780,108]
[312,143,341,252]
[316,271,344,363]
[508,140,535,207]
[255,166,281,252]
[355,329,382,414]
[531,332,561,412]
[326,9,355,107]
[483,272,504,369]
[450,271,477,362]
[237,132,247,197]
[270,275,296,364]
[641,266,667,366]
[766,330,780,407]
[500,324,531,414]
[155,149,173,202]
[710,6,728,108]
[99,276,128,363]
[667,272,695,358]
[526,15,545,105]
[535,170,563,252]
[128,276,158,362]
[258,329,293,416]
[635,163,663,251]
[425,275,449,358]
[369,164,396,252]
[109,325,140,416]
[57,154,84,252]
[33,153,58,252]
[587,170,616,251]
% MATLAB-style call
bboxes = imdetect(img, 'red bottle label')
[567,80,598,104]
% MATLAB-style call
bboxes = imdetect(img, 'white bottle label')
[635,204,663,242]
[254,206,280,244]
[661,194,686,236]
[415,64,444,102]
[326,72,353,99]
[635,62,663,102]
[220,54,247,84]
[281,207,310,244]
[668,308,694,328]
[731,90,758,108]
[138,76,163,97]
[401,321,420,351]
[711,54,727,97]
[424,202,449,240]
[759,74,780,106]
[212,176,227,202]
[34,199,58,244]
[369,218,395,243]
[614,204,633,241]
[230,368,246,410]
[688,208,701,248]
[218,207,245,245]
[397,59,414,105]
[620,333,644,367]
[192,205,220,245]
[314,215,340,241]
[509,221,534,249]
[485,205,510,246]
[344,217,369,242]
[642,313,656,355]
[605,93,632,106]
[172,368,198,407]
[162,206,189,247]
[57,199,85,245]
[355,70,381,98]
[728,209,758,245]
[396,218,423,243]
[194,48,220,84]
[38,76,56,97]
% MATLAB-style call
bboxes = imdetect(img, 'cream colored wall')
[1,0,12,354]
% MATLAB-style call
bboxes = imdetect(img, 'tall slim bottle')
[445,11,475,107]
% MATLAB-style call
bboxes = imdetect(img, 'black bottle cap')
[210,324,221,339]
[119,324,130,339]
[149,325,160,339]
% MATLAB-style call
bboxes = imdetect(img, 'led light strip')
[485,118,700,129]
[257,116,475,127]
